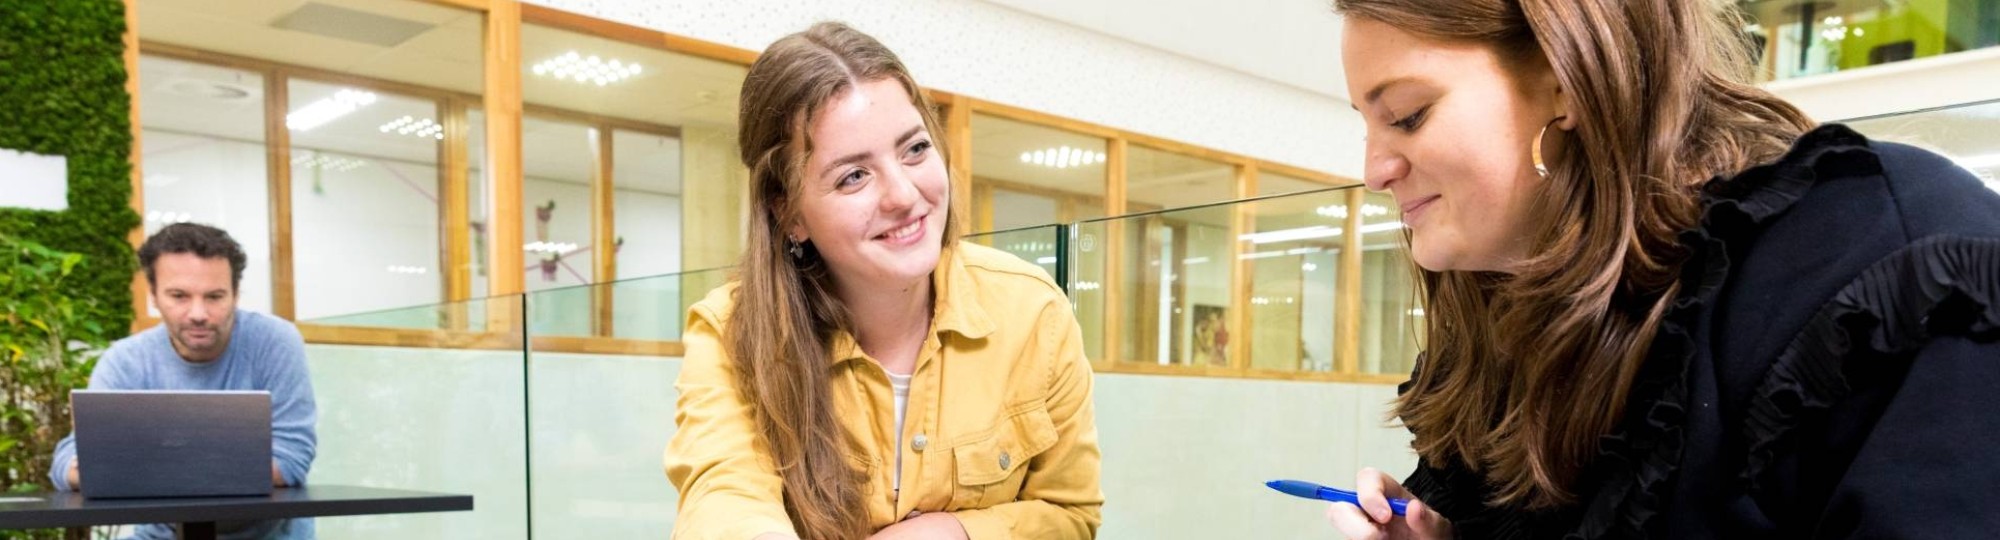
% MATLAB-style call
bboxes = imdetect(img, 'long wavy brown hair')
[1334,0,1813,509]
[730,21,963,539]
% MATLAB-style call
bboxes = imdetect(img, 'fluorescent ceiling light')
[380,116,444,140]
[287,89,376,131]
[1018,146,1106,169]
[532,51,642,86]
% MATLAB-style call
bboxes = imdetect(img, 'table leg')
[180,521,217,540]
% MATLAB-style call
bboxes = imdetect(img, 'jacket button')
[912,434,929,453]
[998,451,1012,470]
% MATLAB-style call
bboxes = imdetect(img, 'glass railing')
[1740,0,2000,82]
[525,267,734,342]
[1842,97,2000,190]
[1066,184,1420,376]
[965,223,1067,289]
[263,98,2000,538]
[301,295,528,539]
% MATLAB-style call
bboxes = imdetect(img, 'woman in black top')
[1325,0,2000,538]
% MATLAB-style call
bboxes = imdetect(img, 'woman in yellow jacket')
[665,22,1103,540]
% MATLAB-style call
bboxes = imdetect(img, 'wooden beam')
[1228,163,1256,371]
[442,100,473,331]
[945,96,974,237]
[484,0,524,301]
[124,0,150,332]
[530,336,685,357]
[591,127,616,337]
[299,324,520,350]
[442,100,472,303]
[971,183,995,233]
[264,74,296,320]
[483,0,525,332]
[1101,138,1128,366]
[1337,188,1364,374]
[520,3,759,66]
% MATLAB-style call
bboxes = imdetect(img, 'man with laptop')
[48,223,317,539]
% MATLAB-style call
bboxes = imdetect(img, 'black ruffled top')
[1400,124,2000,538]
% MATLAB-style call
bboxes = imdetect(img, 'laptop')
[70,390,273,499]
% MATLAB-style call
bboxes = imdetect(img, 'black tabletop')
[0,485,472,530]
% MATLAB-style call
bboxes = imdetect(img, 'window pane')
[521,116,596,293]
[611,129,685,341]
[138,56,273,315]
[970,114,1108,231]
[288,79,444,320]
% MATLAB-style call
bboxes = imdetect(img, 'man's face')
[149,253,237,362]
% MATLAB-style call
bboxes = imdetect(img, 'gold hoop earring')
[1533,116,1566,178]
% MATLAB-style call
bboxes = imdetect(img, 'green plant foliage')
[0,2,134,537]
[0,236,107,539]
[0,0,140,347]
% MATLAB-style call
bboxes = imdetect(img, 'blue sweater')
[50,309,317,539]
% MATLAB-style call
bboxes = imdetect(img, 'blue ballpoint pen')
[1265,479,1409,516]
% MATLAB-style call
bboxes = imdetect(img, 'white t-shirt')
[888,370,913,499]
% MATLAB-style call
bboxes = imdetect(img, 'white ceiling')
[976,0,1351,101]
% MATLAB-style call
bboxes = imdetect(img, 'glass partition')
[1243,188,1350,373]
[1120,148,1238,366]
[301,295,526,539]
[525,267,733,342]
[1356,191,1421,375]
[963,224,1065,282]
[1843,98,2000,191]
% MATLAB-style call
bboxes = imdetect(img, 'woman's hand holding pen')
[1326,467,1452,540]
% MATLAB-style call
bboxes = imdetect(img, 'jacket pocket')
[949,402,1058,509]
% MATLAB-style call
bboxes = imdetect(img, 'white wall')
[521,0,1369,180]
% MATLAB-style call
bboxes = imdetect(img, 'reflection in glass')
[1844,100,2000,193]
[1359,191,1420,375]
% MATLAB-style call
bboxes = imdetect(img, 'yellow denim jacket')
[666,242,1103,539]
